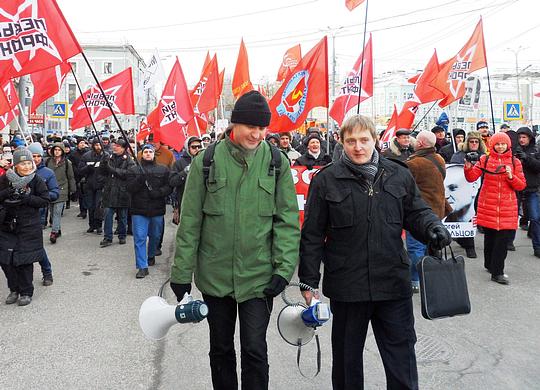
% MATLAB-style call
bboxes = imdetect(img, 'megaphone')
[276,282,331,346]
[139,293,208,340]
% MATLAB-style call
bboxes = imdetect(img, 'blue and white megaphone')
[277,282,331,346]
[139,293,208,340]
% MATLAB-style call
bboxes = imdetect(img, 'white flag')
[142,49,165,91]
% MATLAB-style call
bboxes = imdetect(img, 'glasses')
[190,145,202,150]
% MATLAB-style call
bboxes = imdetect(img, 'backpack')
[202,140,283,187]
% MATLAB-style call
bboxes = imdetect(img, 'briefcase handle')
[443,246,458,263]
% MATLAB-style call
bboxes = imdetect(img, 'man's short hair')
[416,130,436,148]
[280,132,292,140]
[339,115,377,141]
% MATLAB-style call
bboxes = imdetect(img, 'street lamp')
[506,46,528,101]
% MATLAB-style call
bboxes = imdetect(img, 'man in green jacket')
[170,90,300,390]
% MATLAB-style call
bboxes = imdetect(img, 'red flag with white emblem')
[154,58,194,151]
[430,19,487,107]
[70,67,134,130]
[380,105,398,144]
[268,37,328,133]
[30,60,70,113]
[0,80,20,129]
[329,34,373,126]
[276,44,302,82]
[0,0,82,82]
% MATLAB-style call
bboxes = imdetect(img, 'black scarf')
[341,148,379,183]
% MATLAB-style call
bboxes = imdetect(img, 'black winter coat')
[100,153,136,208]
[169,152,191,208]
[299,158,441,302]
[516,142,540,192]
[0,174,49,266]
[127,160,172,217]
[79,150,107,191]
[294,152,332,169]
[439,142,457,163]
[69,147,89,181]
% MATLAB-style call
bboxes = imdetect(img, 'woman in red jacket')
[464,132,526,284]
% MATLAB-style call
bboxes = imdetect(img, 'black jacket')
[438,142,458,163]
[298,157,441,302]
[169,152,192,208]
[100,153,136,208]
[79,149,107,191]
[127,159,172,217]
[515,128,540,192]
[294,152,332,169]
[0,174,49,266]
[69,147,89,181]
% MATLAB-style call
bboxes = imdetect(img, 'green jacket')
[171,137,300,303]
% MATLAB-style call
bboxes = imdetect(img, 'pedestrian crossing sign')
[52,102,68,118]
[503,101,522,121]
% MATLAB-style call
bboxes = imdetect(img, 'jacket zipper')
[366,168,384,301]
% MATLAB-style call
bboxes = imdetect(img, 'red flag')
[345,0,366,11]
[268,37,328,133]
[70,67,135,130]
[329,35,373,126]
[232,39,254,98]
[431,19,487,107]
[154,58,194,151]
[380,105,398,144]
[137,117,152,143]
[276,44,302,82]
[412,50,445,104]
[535,92,540,98]
[0,81,20,129]
[191,55,220,114]
[397,101,419,130]
[0,0,82,82]
[218,69,225,95]
[30,61,70,113]
[258,84,268,99]
[201,51,211,78]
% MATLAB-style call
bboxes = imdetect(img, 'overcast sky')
[58,0,539,87]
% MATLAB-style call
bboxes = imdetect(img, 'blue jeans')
[526,192,540,250]
[39,249,52,277]
[406,232,426,284]
[132,214,163,269]
[104,207,128,240]
[50,202,65,233]
[39,206,48,227]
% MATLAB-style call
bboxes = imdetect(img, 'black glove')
[263,274,288,298]
[427,225,452,250]
[170,282,192,302]
[515,150,527,161]
[0,187,15,201]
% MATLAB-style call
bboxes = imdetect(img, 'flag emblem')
[276,70,309,122]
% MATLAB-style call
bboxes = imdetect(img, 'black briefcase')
[416,246,471,320]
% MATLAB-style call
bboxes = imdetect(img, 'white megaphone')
[277,282,331,346]
[139,293,209,340]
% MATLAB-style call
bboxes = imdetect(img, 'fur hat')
[231,91,271,127]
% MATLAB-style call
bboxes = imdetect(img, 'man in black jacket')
[70,138,89,218]
[79,139,107,234]
[515,126,540,257]
[169,136,201,219]
[99,138,135,247]
[293,133,332,169]
[299,115,451,390]
[127,144,172,278]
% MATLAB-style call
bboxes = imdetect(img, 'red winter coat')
[464,132,526,231]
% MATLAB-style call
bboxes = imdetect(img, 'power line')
[76,0,319,34]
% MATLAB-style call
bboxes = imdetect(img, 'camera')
[465,151,480,164]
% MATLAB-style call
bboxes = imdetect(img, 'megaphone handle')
[296,334,321,378]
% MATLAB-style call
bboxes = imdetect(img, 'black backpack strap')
[202,141,218,185]
[267,141,283,181]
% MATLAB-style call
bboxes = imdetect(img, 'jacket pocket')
[258,177,276,216]
[382,184,406,223]
[326,189,353,228]
[203,178,226,216]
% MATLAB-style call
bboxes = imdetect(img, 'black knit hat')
[231,91,271,127]
[113,138,128,148]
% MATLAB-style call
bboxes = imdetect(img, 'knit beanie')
[28,142,44,156]
[13,147,33,166]
[490,132,511,150]
[231,91,271,127]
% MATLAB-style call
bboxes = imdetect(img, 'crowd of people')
[0,89,536,389]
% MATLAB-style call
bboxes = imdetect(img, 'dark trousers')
[85,189,103,229]
[483,228,514,276]
[456,237,475,249]
[330,299,418,390]
[203,294,273,390]
[1,263,34,296]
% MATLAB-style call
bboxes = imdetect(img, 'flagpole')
[485,59,496,135]
[412,101,438,131]
[326,108,330,155]
[16,103,33,144]
[69,65,104,149]
[80,52,138,161]
[12,107,30,146]
[356,0,369,115]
